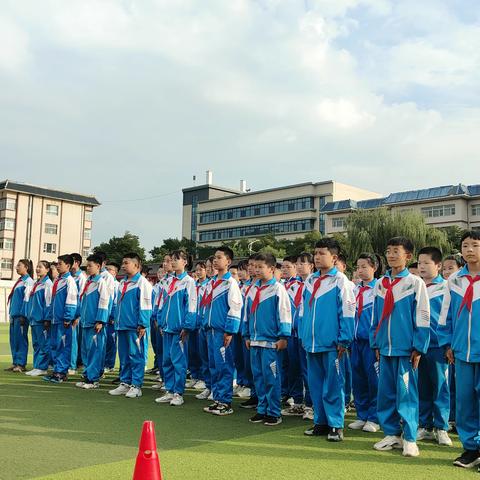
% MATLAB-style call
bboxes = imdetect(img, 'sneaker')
[402,440,420,457]
[304,424,329,436]
[50,373,66,383]
[281,396,293,407]
[249,413,266,423]
[327,427,344,442]
[194,380,206,390]
[185,378,197,388]
[42,374,55,382]
[111,376,121,385]
[4,365,16,371]
[25,369,39,376]
[12,366,24,372]
[363,421,380,433]
[233,385,242,396]
[207,392,213,400]
[151,382,164,390]
[83,382,99,390]
[195,388,211,400]
[348,419,366,430]
[203,402,220,413]
[109,383,131,396]
[170,393,184,406]
[211,403,234,416]
[75,381,86,388]
[237,387,251,398]
[29,369,48,377]
[68,369,76,376]
[239,397,258,409]
[281,404,305,416]
[155,392,174,404]
[417,427,435,441]
[125,386,142,398]
[302,407,314,421]
[435,429,453,446]
[454,450,480,468]
[264,416,282,426]
[374,435,403,451]
[145,367,159,375]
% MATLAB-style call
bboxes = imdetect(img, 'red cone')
[133,421,163,480]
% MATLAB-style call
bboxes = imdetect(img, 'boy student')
[370,237,430,457]
[109,253,152,398]
[70,253,87,374]
[75,254,110,389]
[348,253,379,433]
[201,246,243,416]
[300,239,356,442]
[442,255,462,280]
[243,253,292,426]
[44,254,78,383]
[438,231,480,469]
[155,250,197,407]
[104,261,120,371]
[416,247,452,445]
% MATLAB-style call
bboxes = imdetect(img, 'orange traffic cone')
[132,421,163,480]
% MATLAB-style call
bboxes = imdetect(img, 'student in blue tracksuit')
[148,267,163,376]
[104,261,120,371]
[155,250,197,406]
[370,237,430,457]
[108,252,152,398]
[201,246,243,416]
[348,253,379,433]
[75,254,110,389]
[416,247,452,446]
[438,231,480,469]
[43,254,78,383]
[70,252,87,373]
[5,259,34,372]
[25,261,53,376]
[243,253,292,426]
[301,238,356,442]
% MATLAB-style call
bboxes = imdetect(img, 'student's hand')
[180,329,189,343]
[154,320,158,329]
[63,321,71,328]
[276,339,288,351]
[72,319,79,328]
[137,326,146,339]
[410,350,421,370]
[245,339,251,350]
[95,322,103,333]
[375,349,380,362]
[337,345,346,359]
[445,348,455,365]
[223,333,233,348]
[19,316,26,326]
[44,321,50,330]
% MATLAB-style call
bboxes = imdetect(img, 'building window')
[82,249,90,258]
[1,258,13,270]
[191,195,199,241]
[85,211,93,222]
[44,223,58,235]
[43,243,57,254]
[0,218,15,231]
[0,198,16,210]
[84,229,91,240]
[472,204,480,216]
[0,238,14,250]
[421,204,456,218]
[332,217,346,229]
[46,204,59,216]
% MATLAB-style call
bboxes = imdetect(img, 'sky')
[1,0,479,253]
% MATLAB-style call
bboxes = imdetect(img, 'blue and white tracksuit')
[47,272,78,375]
[201,272,243,405]
[71,269,87,370]
[105,278,120,369]
[194,278,210,387]
[438,266,480,450]
[243,278,292,417]
[351,279,378,424]
[240,280,256,396]
[80,274,110,382]
[158,271,197,395]
[25,276,52,371]
[370,269,430,442]
[8,274,34,367]
[418,275,450,431]
[300,268,356,428]
[114,273,152,387]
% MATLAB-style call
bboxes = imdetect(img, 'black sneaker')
[240,397,258,409]
[211,403,234,416]
[203,402,220,413]
[304,424,329,436]
[264,416,283,426]
[249,413,266,423]
[327,427,344,442]
[145,367,159,375]
[453,450,480,468]
[42,374,54,382]
[111,376,121,385]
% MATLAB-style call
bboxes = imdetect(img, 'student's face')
[206,260,217,278]
[247,261,256,277]
[296,260,312,277]
[229,268,239,281]
[356,259,375,282]
[171,256,187,273]
[418,254,441,280]
[255,261,274,282]
[442,260,460,279]
[106,265,118,277]
[461,237,480,265]
[122,258,139,276]
[50,265,59,279]
[274,268,282,281]
[36,263,48,278]
[57,260,70,275]
[282,261,296,279]
[336,260,347,273]
[385,245,411,270]
[314,248,336,270]
[238,269,248,282]
[196,265,207,280]
[162,256,172,272]
[16,262,28,276]
[156,268,164,280]
[86,261,101,276]
[213,251,230,271]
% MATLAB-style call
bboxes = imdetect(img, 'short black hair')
[95,251,107,263]
[418,246,443,264]
[315,237,341,255]
[71,253,82,265]
[387,236,414,254]
[86,254,103,266]
[337,253,347,265]
[229,264,238,270]
[443,254,464,268]
[196,261,207,269]
[276,263,282,270]
[171,250,188,262]
[216,246,234,261]
[58,254,74,268]
[461,230,480,244]
[297,252,314,264]
[141,265,151,275]
[283,255,298,264]
[254,252,276,268]
[106,261,120,271]
[237,260,248,270]
[248,254,257,261]
[123,252,142,266]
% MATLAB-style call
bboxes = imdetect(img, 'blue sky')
[1,0,479,252]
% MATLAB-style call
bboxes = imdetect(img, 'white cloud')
[0,15,30,72]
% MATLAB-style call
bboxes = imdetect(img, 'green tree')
[93,231,146,264]
[150,237,197,262]
[441,225,465,253]
[284,231,322,256]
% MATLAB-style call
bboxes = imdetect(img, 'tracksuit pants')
[150,318,159,368]
[188,329,202,380]
[9,317,29,367]
[82,326,107,382]
[344,349,352,405]
[70,322,79,370]
[51,323,73,375]
[104,321,117,369]
[155,325,164,376]
[163,332,188,395]
[31,324,50,371]
[233,332,247,386]
[117,330,146,387]
[287,336,306,405]
[207,328,234,404]
[198,328,211,389]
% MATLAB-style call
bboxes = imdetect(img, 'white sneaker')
[435,429,453,446]
[194,380,206,390]
[109,383,131,396]
[151,382,163,390]
[374,435,403,451]
[237,387,251,398]
[232,385,242,396]
[417,427,435,441]
[185,379,197,388]
[75,381,86,388]
[155,392,174,404]
[302,407,314,421]
[170,393,184,406]
[155,374,162,382]
[403,440,420,457]
[195,388,211,400]
[363,421,380,433]
[30,369,48,377]
[82,382,99,389]
[207,392,213,400]
[25,369,38,376]
[348,419,366,430]
[68,369,77,376]
[125,386,142,398]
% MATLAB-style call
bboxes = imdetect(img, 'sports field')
[0,324,474,480]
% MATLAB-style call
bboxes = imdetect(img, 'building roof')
[0,180,100,206]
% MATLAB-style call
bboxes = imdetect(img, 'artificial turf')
[0,324,476,479]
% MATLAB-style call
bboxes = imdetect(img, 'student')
[147,267,163,377]
[229,264,240,283]
[370,237,430,457]
[416,247,452,445]
[104,261,120,371]
[44,254,78,383]
[49,262,59,281]
[408,262,419,276]
[5,259,34,373]
[70,252,87,374]
[301,239,355,442]
[438,231,480,469]
[442,255,463,280]
[243,253,292,426]
[348,253,379,433]
[202,246,243,416]
[25,261,53,376]
[75,254,110,389]
[109,253,152,398]
[155,250,197,406]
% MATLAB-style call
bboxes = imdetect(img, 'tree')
[150,237,197,262]
[441,225,465,253]
[93,231,146,264]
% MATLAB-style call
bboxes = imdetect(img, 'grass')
[0,324,476,479]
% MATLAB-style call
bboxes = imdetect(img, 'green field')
[0,324,475,479]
